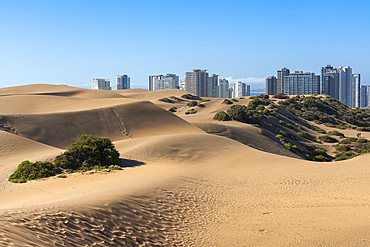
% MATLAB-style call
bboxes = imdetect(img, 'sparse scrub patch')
[199,99,210,103]
[181,94,202,100]
[187,101,198,107]
[222,99,233,104]
[318,135,338,143]
[168,106,178,112]
[185,109,197,115]
[328,130,344,137]
[8,161,58,183]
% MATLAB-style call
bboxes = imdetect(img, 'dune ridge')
[1,84,370,246]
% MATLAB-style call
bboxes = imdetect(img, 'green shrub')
[318,135,338,143]
[328,130,345,137]
[222,99,233,104]
[335,145,350,152]
[286,124,295,130]
[279,130,297,140]
[297,132,308,139]
[181,94,202,100]
[314,120,322,124]
[185,109,197,115]
[187,101,198,107]
[273,108,279,112]
[213,111,230,121]
[8,161,58,183]
[57,174,66,178]
[239,97,245,99]
[199,99,210,103]
[339,137,358,144]
[273,93,289,99]
[284,143,299,153]
[276,134,287,142]
[356,127,367,131]
[314,155,329,162]
[357,138,368,143]
[231,99,238,102]
[279,120,286,125]
[257,105,265,111]
[227,105,262,124]
[197,103,205,107]
[168,106,178,112]
[158,98,174,103]
[108,165,122,170]
[54,135,120,171]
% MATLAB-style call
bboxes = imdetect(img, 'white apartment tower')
[179,78,186,91]
[219,78,229,98]
[352,74,361,108]
[115,75,130,90]
[233,81,249,98]
[92,79,111,90]
[153,77,176,91]
[208,74,219,97]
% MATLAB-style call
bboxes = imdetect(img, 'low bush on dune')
[318,135,338,143]
[272,93,289,99]
[158,98,174,103]
[181,94,202,100]
[222,99,233,104]
[213,111,230,121]
[199,99,210,103]
[328,130,345,137]
[227,105,262,124]
[187,101,198,107]
[168,106,178,112]
[185,109,197,115]
[54,134,120,170]
[9,134,122,183]
[8,161,58,183]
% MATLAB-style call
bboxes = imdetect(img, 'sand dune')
[1,84,370,246]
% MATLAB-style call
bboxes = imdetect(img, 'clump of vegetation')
[335,151,358,161]
[158,98,174,103]
[231,99,238,102]
[8,161,58,183]
[279,120,286,125]
[168,106,178,112]
[305,145,329,162]
[187,101,198,107]
[339,137,358,144]
[181,94,202,100]
[199,99,210,103]
[318,135,338,143]
[57,174,67,178]
[279,130,297,140]
[239,97,245,99]
[278,95,370,127]
[284,143,299,153]
[312,125,326,134]
[227,105,263,124]
[197,103,205,107]
[297,132,308,139]
[355,127,370,131]
[222,99,233,104]
[213,111,230,121]
[335,145,351,152]
[273,108,279,112]
[328,130,345,137]
[272,93,289,99]
[54,135,120,171]
[169,96,184,102]
[276,134,287,142]
[185,109,197,115]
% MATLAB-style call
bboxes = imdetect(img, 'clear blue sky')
[1,0,369,90]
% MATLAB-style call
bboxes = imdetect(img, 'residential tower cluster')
[266,65,368,107]
[92,74,130,91]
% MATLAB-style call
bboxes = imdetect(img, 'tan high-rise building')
[185,69,209,97]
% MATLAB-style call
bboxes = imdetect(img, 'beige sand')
[1,84,370,246]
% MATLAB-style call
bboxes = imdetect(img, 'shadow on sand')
[119,159,146,168]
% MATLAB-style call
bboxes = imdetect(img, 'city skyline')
[1,1,369,89]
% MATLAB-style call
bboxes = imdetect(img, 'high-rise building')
[283,71,320,95]
[360,84,367,107]
[277,67,290,94]
[115,75,130,90]
[185,69,209,97]
[179,78,186,91]
[148,74,179,91]
[266,76,277,95]
[153,77,176,91]
[338,66,353,107]
[92,79,111,90]
[233,82,250,98]
[219,78,229,98]
[321,65,339,99]
[227,88,233,98]
[352,74,361,108]
[208,74,219,97]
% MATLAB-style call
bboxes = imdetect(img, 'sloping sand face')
[1,85,370,246]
